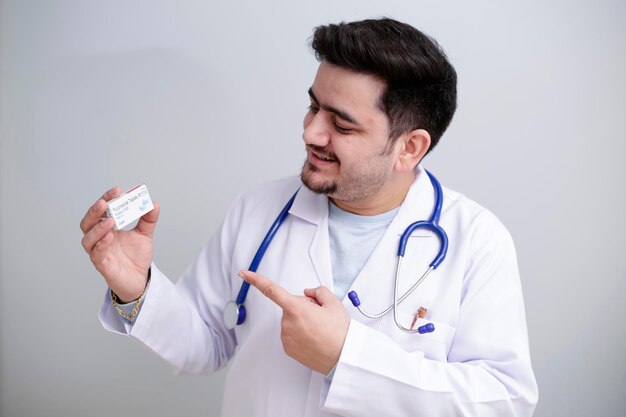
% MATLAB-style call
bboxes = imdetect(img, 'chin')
[301,164,337,195]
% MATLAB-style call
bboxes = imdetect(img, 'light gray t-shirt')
[328,201,399,300]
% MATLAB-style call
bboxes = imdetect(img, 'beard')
[300,145,394,203]
[300,159,337,195]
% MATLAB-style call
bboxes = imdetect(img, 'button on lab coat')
[100,166,538,417]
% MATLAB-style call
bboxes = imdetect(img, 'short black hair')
[311,18,457,154]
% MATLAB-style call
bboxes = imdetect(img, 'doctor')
[80,18,538,417]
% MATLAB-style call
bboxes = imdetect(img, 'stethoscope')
[223,170,448,335]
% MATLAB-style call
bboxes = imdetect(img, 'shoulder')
[227,175,302,220]
[236,175,301,207]
[441,186,488,220]
[440,185,514,248]
[218,175,302,238]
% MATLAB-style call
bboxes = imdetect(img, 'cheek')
[333,137,357,159]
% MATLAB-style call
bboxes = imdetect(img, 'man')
[81,18,538,417]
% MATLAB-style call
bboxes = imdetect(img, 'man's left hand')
[240,270,350,375]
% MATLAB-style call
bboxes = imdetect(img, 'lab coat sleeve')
[98,195,244,375]
[321,212,538,417]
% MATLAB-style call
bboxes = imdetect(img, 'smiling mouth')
[309,146,338,163]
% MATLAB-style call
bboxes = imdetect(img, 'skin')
[239,270,348,375]
[80,187,160,303]
[246,64,432,373]
[80,61,431,375]
[301,62,429,216]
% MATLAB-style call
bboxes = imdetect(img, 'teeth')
[315,152,334,162]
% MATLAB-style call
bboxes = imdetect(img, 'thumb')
[303,286,336,306]
[135,201,160,237]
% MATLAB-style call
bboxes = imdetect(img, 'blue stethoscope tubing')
[223,190,299,329]
[223,170,448,334]
[347,170,448,334]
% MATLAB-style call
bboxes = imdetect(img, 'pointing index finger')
[239,270,294,310]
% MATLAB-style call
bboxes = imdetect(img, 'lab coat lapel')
[343,167,436,317]
[288,186,334,291]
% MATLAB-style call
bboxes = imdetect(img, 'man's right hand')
[80,186,160,303]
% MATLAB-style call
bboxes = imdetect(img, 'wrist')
[112,267,151,303]
[110,268,151,323]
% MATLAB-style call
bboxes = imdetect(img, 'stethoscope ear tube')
[429,225,448,268]
[226,170,448,334]
[397,222,448,268]
[348,170,448,333]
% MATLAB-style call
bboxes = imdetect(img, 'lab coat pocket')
[381,311,456,362]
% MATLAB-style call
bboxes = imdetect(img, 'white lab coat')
[100,166,538,417]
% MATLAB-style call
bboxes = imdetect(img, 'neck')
[331,171,415,215]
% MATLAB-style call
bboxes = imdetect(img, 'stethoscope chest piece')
[224,301,246,329]
[225,189,299,329]
[224,170,446,335]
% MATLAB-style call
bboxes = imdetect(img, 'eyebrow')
[308,87,362,127]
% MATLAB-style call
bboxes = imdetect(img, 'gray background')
[1,0,625,416]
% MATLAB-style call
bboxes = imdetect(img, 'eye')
[333,123,352,134]
[331,115,353,134]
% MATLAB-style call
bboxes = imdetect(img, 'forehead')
[311,62,388,125]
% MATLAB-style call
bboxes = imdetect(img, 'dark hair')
[311,18,457,154]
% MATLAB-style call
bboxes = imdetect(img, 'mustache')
[307,145,338,161]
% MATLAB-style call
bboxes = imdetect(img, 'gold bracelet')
[110,269,151,323]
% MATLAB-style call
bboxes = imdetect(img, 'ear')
[394,129,431,173]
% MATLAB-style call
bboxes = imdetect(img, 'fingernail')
[101,218,113,228]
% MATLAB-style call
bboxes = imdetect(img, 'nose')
[302,111,331,147]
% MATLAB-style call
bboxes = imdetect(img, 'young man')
[81,18,538,417]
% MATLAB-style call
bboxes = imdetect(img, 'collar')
[288,184,328,225]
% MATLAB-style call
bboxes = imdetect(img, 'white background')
[1,1,625,416]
